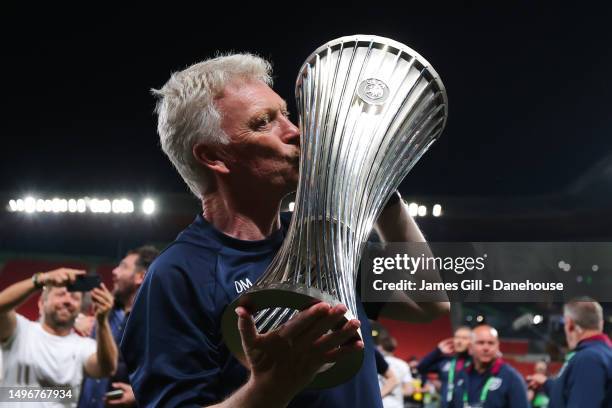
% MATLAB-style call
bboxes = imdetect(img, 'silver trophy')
[221,34,447,388]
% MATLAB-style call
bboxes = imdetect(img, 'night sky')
[2,4,611,199]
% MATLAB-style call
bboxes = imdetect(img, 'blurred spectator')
[528,298,611,407]
[375,348,400,402]
[78,246,159,408]
[417,326,472,408]
[377,336,412,408]
[0,268,117,407]
[527,361,549,408]
[450,324,529,408]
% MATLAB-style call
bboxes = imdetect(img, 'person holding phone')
[78,246,159,408]
[0,268,118,407]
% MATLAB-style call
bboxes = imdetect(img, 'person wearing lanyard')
[450,325,529,408]
[528,298,612,407]
[417,326,472,408]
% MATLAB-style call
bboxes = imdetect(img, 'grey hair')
[152,53,273,198]
[564,297,603,331]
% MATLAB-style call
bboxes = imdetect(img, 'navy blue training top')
[417,348,470,408]
[121,213,384,408]
[449,360,529,408]
[544,334,612,408]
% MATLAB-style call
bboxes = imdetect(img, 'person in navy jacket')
[120,53,450,408]
[528,298,612,407]
[450,325,529,408]
[417,326,472,408]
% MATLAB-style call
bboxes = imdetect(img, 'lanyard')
[446,358,457,402]
[447,357,470,402]
[462,374,495,405]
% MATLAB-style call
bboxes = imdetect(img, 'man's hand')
[526,373,547,390]
[91,283,114,322]
[437,338,455,355]
[105,382,136,407]
[235,302,363,402]
[39,268,85,287]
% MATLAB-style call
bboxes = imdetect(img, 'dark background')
[1,3,612,256]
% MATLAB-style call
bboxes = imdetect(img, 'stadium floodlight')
[533,315,543,325]
[142,198,155,215]
[24,197,36,213]
[432,204,442,217]
[418,205,427,217]
[408,202,418,217]
[8,200,17,212]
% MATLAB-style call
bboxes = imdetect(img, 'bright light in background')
[6,196,136,215]
[432,204,442,217]
[408,202,418,217]
[142,198,155,215]
[533,315,543,325]
[476,315,484,323]
[24,197,36,213]
[288,201,295,212]
[418,205,427,217]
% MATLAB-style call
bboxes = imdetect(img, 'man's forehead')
[219,79,286,110]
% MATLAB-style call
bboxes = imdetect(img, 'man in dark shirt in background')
[78,246,158,407]
[417,326,471,408]
[528,298,612,407]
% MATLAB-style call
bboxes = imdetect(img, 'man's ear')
[193,143,230,175]
[134,270,145,286]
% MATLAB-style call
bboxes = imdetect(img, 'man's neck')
[202,189,283,241]
[474,359,494,374]
[41,321,71,337]
[576,330,603,345]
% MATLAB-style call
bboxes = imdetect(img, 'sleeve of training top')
[374,348,389,375]
[565,352,607,407]
[121,258,223,408]
[416,347,444,375]
[507,370,530,408]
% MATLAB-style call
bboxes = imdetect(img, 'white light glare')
[8,200,17,212]
[533,315,543,325]
[433,204,442,217]
[418,205,427,217]
[408,202,419,217]
[142,198,156,215]
[288,202,295,212]
[24,197,36,213]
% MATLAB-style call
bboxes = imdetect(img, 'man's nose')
[280,116,300,146]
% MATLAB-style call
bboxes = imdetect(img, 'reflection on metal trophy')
[221,34,447,388]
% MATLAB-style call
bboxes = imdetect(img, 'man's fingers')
[322,339,364,363]
[295,304,348,347]
[277,302,331,338]
[236,307,258,348]
[313,319,361,352]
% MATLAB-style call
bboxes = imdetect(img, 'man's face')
[534,361,547,374]
[112,253,142,301]
[470,326,500,365]
[39,287,82,329]
[215,79,300,195]
[453,327,471,353]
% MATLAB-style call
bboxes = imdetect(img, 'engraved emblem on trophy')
[221,34,448,388]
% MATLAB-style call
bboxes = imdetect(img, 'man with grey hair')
[121,53,449,408]
[528,298,612,407]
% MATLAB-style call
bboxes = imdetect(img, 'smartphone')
[67,273,101,292]
[105,389,124,400]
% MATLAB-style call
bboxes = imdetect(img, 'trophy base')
[221,283,364,389]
